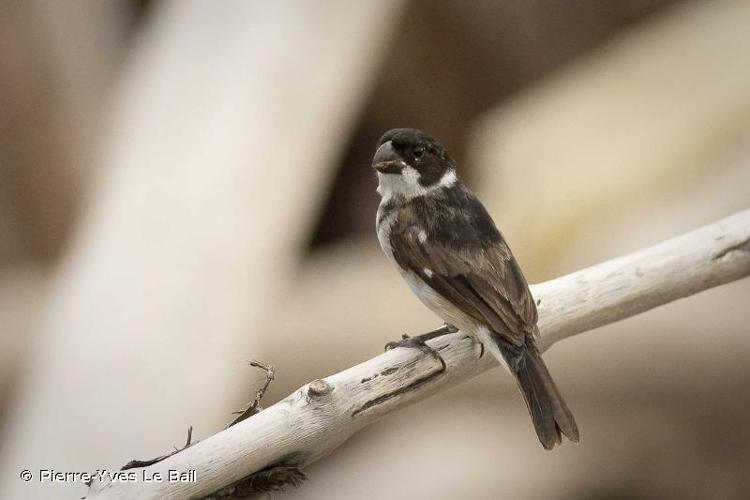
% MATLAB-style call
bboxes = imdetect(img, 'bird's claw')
[384,334,411,352]
[384,334,446,372]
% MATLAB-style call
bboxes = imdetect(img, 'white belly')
[403,270,509,370]
[401,270,480,338]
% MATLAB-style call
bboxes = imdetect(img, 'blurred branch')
[86,210,750,500]
[471,0,750,277]
[0,4,407,499]
[0,0,127,260]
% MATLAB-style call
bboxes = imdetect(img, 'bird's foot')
[384,323,457,352]
[383,324,461,372]
[385,334,446,373]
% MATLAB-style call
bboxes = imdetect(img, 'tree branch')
[86,210,750,499]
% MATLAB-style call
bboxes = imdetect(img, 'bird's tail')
[483,330,579,449]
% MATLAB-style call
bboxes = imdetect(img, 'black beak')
[372,141,404,174]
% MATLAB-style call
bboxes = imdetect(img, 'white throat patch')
[439,169,457,188]
[377,167,457,202]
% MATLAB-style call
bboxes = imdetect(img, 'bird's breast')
[376,203,398,264]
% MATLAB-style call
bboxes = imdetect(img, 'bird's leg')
[384,323,457,350]
[385,335,447,372]
[384,324,458,372]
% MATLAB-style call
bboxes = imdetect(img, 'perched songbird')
[373,128,579,449]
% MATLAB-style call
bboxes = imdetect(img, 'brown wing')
[389,198,537,346]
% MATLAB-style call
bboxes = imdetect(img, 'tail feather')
[494,335,579,449]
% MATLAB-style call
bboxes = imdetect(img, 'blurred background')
[1,0,749,498]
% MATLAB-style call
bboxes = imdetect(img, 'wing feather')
[389,191,537,345]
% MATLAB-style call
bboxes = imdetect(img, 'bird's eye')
[413,146,425,160]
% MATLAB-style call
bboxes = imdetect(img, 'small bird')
[373,128,579,449]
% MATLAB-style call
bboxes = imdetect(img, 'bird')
[372,128,579,449]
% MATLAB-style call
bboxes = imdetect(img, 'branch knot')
[307,379,333,398]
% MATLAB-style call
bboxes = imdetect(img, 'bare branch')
[227,361,276,428]
[86,210,750,500]
[119,427,194,472]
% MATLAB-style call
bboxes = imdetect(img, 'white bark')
[86,210,750,499]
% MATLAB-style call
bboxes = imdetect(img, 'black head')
[372,128,456,188]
